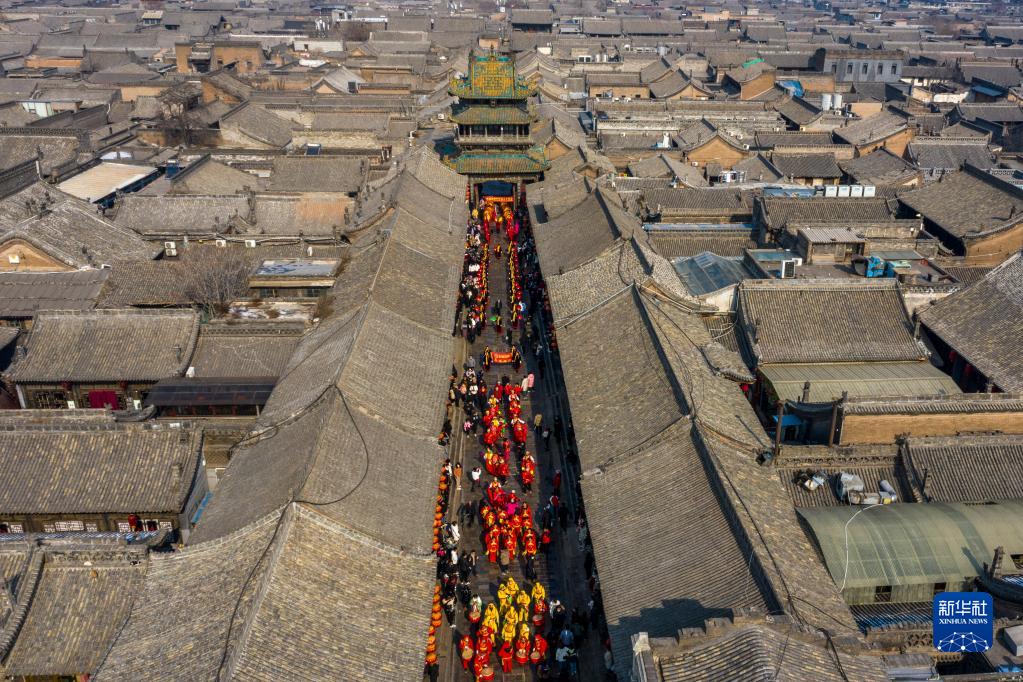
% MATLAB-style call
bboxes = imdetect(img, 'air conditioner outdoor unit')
[166,248,178,257]
[215,239,227,247]
[780,259,797,278]
[244,239,257,248]
[164,241,176,251]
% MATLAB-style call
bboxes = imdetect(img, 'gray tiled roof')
[0,135,82,176]
[754,131,833,149]
[546,237,692,325]
[839,147,916,184]
[528,166,862,662]
[535,188,639,276]
[773,97,823,127]
[898,165,1023,240]
[736,279,925,365]
[9,309,199,383]
[190,323,303,378]
[842,392,1023,416]
[221,103,294,148]
[657,623,887,681]
[167,158,258,196]
[584,421,772,677]
[908,140,996,171]
[770,153,842,179]
[98,505,435,682]
[269,157,366,194]
[558,287,688,472]
[646,227,758,259]
[642,188,753,219]
[832,109,908,146]
[649,70,692,98]
[251,195,350,236]
[955,102,1023,124]
[903,434,1023,503]
[402,146,468,199]
[759,196,897,230]
[0,184,159,267]
[3,548,147,678]
[96,511,283,681]
[0,425,201,514]
[0,270,107,318]
[733,154,784,183]
[190,162,464,554]
[919,253,1023,392]
[114,195,249,236]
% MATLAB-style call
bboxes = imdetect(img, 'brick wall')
[0,158,39,200]
[840,410,1023,444]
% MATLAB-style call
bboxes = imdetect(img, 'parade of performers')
[426,184,595,681]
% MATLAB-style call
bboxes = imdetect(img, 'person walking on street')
[542,427,551,451]
[533,412,543,436]
[470,466,482,491]
[442,594,457,627]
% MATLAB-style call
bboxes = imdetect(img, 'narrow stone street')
[432,192,607,682]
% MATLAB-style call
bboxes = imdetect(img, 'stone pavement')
[432,209,607,682]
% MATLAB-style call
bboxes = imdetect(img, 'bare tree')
[181,248,252,318]
[159,86,203,147]
[341,21,371,42]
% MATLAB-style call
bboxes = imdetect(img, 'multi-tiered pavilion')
[448,51,548,203]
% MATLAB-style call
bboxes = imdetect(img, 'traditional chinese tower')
[448,51,547,202]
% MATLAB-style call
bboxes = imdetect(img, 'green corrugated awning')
[760,361,961,403]
[798,501,1023,589]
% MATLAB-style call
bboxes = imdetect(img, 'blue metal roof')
[778,79,804,97]
[972,83,1005,97]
